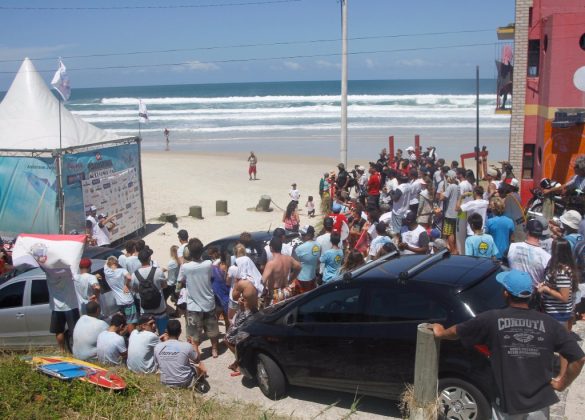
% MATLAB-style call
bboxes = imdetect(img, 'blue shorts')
[548,312,571,322]
[119,303,139,324]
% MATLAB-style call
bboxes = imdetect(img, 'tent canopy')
[0,58,120,151]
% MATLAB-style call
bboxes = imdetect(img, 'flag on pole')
[51,59,71,101]
[139,100,149,123]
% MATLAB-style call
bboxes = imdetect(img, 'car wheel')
[255,353,286,400]
[438,378,490,420]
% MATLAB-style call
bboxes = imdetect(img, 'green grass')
[0,355,287,420]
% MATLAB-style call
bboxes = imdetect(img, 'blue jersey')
[295,240,321,281]
[320,248,344,282]
[465,234,498,258]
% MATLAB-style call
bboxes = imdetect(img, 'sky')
[0,0,515,89]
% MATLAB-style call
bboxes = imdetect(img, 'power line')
[0,28,494,64]
[0,0,301,11]
[0,41,497,75]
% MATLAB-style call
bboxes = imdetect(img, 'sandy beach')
[140,150,336,263]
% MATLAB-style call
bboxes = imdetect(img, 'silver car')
[0,260,118,349]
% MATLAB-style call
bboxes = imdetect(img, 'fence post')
[410,323,441,420]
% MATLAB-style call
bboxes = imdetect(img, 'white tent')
[0,58,144,240]
[0,58,119,150]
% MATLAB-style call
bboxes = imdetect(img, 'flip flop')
[230,371,242,377]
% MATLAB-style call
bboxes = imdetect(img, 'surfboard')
[456,211,467,254]
[23,356,126,390]
[37,362,91,380]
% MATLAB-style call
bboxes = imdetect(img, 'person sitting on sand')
[96,313,128,365]
[72,301,108,361]
[154,320,207,388]
[127,315,161,374]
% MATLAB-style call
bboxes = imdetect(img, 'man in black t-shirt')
[433,269,585,419]
[336,163,349,192]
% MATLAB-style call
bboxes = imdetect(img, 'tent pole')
[136,138,147,233]
[54,152,65,234]
[58,100,62,150]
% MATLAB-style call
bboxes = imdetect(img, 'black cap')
[323,217,334,228]
[404,210,417,224]
[525,219,544,236]
[177,229,188,241]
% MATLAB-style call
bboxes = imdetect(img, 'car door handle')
[16,313,25,319]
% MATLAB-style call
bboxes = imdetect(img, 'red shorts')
[248,165,256,175]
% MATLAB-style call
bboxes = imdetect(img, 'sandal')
[230,371,242,377]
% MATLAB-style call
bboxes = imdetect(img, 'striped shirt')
[542,267,574,316]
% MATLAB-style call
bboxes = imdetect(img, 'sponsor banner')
[62,143,143,237]
[0,156,59,235]
[81,167,142,242]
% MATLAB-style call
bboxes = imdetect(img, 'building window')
[523,144,535,180]
[543,35,548,53]
[528,40,540,77]
[580,33,585,51]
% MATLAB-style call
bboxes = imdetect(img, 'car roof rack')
[398,249,450,282]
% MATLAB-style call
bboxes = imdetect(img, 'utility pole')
[340,0,348,167]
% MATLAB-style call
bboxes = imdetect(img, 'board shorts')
[186,310,220,342]
[267,286,295,306]
[294,279,316,295]
[248,165,256,175]
[442,218,456,236]
[119,303,139,324]
[50,308,80,334]
[391,212,403,236]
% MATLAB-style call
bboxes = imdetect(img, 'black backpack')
[135,267,162,310]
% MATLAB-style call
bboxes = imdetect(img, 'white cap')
[510,178,519,187]
[406,146,415,152]
[487,168,497,177]
[560,210,582,230]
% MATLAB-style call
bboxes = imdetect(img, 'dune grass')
[0,355,285,420]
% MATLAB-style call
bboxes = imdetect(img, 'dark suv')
[236,251,506,419]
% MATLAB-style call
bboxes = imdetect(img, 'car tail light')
[474,344,491,358]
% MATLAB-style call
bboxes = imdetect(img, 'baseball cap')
[446,170,456,179]
[79,258,92,269]
[97,213,106,220]
[496,269,533,298]
[406,146,414,152]
[525,219,544,236]
[560,210,582,230]
[404,210,416,224]
[291,182,297,187]
[487,168,498,177]
[509,178,519,188]
[177,229,189,241]
[331,202,342,213]
[357,165,365,172]
[300,225,315,237]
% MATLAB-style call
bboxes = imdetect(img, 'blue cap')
[496,270,533,298]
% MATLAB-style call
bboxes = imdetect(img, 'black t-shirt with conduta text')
[457,306,584,415]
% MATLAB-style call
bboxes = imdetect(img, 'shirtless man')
[262,237,301,306]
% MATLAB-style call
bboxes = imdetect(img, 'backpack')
[135,267,162,310]
[574,240,585,283]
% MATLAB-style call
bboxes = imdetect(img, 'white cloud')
[315,59,340,69]
[174,60,220,72]
[283,61,302,71]
[396,58,427,67]
[365,58,376,69]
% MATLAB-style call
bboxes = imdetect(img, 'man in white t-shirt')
[73,258,100,315]
[507,219,551,288]
[369,222,392,260]
[97,314,128,365]
[408,168,423,214]
[127,315,161,374]
[456,168,473,205]
[94,213,116,247]
[457,185,489,237]
[177,230,189,264]
[131,249,168,335]
[72,301,108,361]
[85,205,98,245]
[289,183,301,202]
[390,176,411,236]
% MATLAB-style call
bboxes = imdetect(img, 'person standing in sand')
[248,151,257,180]
[164,128,170,151]
[262,237,301,306]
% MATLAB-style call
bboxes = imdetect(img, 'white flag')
[51,59,71,101]
[138,100,149,123]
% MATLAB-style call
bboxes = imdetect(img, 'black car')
[236,251,506,419]
[202,230,299,264]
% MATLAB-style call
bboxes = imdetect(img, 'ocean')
[65,79,511,161]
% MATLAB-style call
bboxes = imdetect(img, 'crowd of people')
[23,145,585,416]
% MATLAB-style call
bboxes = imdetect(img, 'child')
[464,213,498,259]
[305,195,316,218]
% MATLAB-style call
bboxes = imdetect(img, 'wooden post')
[389,135,394,165]
[189,206,203,219]
[216,200,228,216]
[415,134,420,160]
[410,323,440,420]
[256,195,272,212]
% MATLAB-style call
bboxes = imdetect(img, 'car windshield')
[458,271,506,315]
